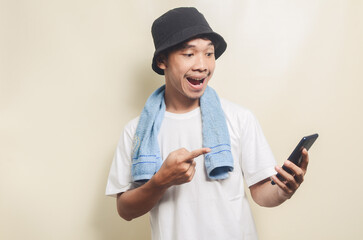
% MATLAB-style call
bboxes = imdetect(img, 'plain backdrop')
[1,0,362,239]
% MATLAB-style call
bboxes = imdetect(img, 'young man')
[106,7,309,240]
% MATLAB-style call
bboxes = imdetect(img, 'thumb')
[299,148,309,173]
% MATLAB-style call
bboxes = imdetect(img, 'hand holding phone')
[271,133,318,185]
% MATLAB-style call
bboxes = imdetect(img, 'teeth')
[188,77,204,81]
[187,77,204,85]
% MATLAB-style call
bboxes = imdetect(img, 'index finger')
[189,148,211,159]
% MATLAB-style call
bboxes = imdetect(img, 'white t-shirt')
[106,99,277,240]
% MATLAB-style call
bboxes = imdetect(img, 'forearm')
[249,178,290,207]
[117,148,208,221]
[117,175,168,221]
[251,153,309,207]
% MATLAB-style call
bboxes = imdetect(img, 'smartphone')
[271,133,319,185]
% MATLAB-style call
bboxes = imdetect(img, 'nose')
[192,54,207,72]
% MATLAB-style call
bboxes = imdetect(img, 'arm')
[117,147,210,221]
[116,176,167,221]
[249,149,309,207]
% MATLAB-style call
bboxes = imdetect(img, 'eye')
[206,52,214,57]
[183,53,194,57]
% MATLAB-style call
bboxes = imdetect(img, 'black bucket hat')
[151,7,227,75]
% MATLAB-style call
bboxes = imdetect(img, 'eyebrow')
[181,41,214,50]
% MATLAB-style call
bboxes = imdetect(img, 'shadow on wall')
[92,62,161,240]
[129,59,165,112]
[92,152,151,240]
[91,136,152,240]
[92,154,151,240]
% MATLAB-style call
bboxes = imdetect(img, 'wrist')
[277,187,293,201]
[149,172,170,191]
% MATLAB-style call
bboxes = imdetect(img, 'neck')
[164,89,200,114]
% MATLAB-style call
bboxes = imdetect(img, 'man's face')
[158,38,216,103]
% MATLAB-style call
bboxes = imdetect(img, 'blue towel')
[131,85,234,182]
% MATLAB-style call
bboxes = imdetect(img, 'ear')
[157,61,166,70]
[156,54,167,70]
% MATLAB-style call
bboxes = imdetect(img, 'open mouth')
[187,77,205,86]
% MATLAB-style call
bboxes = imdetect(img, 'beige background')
[1,0,362,239]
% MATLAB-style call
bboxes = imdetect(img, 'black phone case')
[271,133,319,185]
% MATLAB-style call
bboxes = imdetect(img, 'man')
[106,7,309,240]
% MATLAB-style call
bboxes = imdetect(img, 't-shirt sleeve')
[239,110,277,187]
[105,117,139,197]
